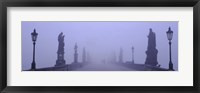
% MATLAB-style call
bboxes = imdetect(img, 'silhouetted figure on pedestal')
[145,28,158,66]
[82,47,86,63]
[131,46,134,64]
[119,48,123,63]
[55,32,66,66]
[74,43,78,63]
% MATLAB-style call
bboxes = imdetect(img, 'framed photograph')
[0,0,199,93]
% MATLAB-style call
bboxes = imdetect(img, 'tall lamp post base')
[31,62,36,70]
[168,62,174,71]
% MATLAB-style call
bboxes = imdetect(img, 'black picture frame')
[0,0,199,93]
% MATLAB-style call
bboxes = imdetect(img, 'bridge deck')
[74,62,137,71]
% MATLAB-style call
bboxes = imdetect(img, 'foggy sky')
[22,21,178,70]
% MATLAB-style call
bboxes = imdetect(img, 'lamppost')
[31,29,38,70]
[131,46,134,63]
[166,27,174,71]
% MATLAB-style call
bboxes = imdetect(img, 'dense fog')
[22,22,178,70]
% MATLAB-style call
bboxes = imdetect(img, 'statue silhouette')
[58,32,65,53]
[119,47,123,63]
[145,28,158,66]
[82,47,86,63]
[74,43,78,63]
[55,32,66,66]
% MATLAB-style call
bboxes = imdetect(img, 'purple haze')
[22,21,178,70]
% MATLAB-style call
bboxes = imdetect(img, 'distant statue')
[119,47,123,63]
[55,32,66,67]
[74,43,78,63]
[58,32,65,53]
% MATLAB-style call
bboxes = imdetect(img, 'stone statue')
[119,47,123,63]
[74,43,78,63]
[55,32,66,66]
[58,32,65,53]
[145,28,158,66]
[82,47,86,63]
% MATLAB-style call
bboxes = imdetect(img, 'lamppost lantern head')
[31,29,38,42]
[166,27,173,41]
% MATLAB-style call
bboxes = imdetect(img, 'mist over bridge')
[27,28,175,71]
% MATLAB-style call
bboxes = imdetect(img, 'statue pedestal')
[55,60,65,67]
[55,52,66,66]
